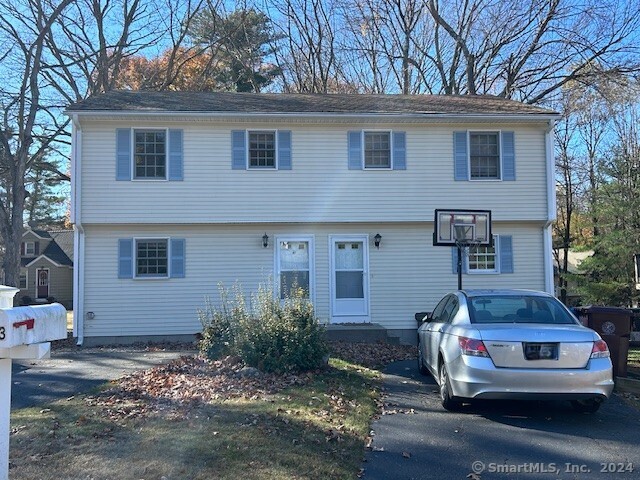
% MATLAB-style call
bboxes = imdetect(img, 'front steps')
[325,323,401,345]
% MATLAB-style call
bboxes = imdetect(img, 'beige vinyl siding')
[81,222,545,338]
[79,120,549,225]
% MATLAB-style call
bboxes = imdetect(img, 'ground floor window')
[19,270,27,289]
[276,237,313,299]
[468,239,497,272]
[136,239,168,277]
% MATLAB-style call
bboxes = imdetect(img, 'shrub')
[198,282,328,373]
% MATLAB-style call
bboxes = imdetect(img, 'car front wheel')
[439,362,461,411]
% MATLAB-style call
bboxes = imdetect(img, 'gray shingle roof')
[67,91,556,116]
[49,230,74,264]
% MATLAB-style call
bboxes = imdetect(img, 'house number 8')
[0,326,5,340]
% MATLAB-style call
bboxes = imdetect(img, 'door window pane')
[336,271,364,299]
[335,242,363,269]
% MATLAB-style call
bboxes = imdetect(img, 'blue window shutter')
[118,239,133,279]
[116,129,131,181]
[453,131,468,181]
[499,235,514,273]
[348,131,362,170]
[392,131,406,170]
[502,131,515,181]
[451,247,468,274]
[168,129,183,181]
[278,130,292,170]
[231,130,246,170]
[170,238,186,278]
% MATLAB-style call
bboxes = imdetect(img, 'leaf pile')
[329,341,417,368]
[87,355,312,421]
[85,342,414,422]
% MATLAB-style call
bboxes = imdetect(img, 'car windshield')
[468,295,578,324]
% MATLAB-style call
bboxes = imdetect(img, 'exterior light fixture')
[374,233,382,249]
[262,233,269,248]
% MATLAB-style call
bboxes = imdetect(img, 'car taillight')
[459,337,490,357]
[591,339,610,359]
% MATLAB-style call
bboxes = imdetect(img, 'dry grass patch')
[10,357,382,480]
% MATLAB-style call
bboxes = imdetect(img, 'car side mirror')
[415,311,431,324]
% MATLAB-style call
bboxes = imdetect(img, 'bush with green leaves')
[198,282,328,373]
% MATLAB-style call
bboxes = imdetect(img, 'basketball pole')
[457,244,463,290]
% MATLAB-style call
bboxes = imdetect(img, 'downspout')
[71,114,85,345]
[544,119,557,295]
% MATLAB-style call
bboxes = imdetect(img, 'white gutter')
[544,119,557,295]
[71,114,85,345]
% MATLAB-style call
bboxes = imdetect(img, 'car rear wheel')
[439,362,461,411]
[571,398,602,414]
[417,342,429,375]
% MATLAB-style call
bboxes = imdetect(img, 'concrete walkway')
[10,348,195,409]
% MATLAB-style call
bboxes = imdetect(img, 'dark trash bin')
[574,306,632,378]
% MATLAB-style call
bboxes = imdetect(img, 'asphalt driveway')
[10,348,194,409]
[363,360,640,480]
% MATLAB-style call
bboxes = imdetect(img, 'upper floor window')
[469,132,500,179]
[24,241,36,256]
[134,130,166,179]
[136,239,168,277]
[364,132,391,169]
[249,131,276,168]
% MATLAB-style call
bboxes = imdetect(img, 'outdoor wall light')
[374,233,382,249]
[262,233,269,248]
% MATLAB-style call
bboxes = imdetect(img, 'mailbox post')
[0,286,67,480]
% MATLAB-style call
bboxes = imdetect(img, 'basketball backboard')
[433,209,492,246]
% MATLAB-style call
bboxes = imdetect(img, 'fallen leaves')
[82,341,415,422]
[330,342,417,368]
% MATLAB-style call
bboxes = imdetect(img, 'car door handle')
[438,327,444,333]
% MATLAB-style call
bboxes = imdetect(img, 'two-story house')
[66,92,558,346]
[18,228,74,308]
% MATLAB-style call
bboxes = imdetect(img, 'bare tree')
[269,0,347,93]
[425,0,640,103]
[341,0,432,94]
[0,0,75,288]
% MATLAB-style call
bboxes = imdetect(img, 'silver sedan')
[417,289,614,413]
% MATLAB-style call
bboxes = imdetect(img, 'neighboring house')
[66,91,559,346]
[19,228,74,309]
[554,249,593,306]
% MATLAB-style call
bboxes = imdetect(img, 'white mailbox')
[0,288,68,480]
[0,303,67,349]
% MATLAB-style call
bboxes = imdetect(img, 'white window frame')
[25,241,36,256]
[132,128,169,181]
[362,130,393,170]
[467,235,500,274]
[133,237,170,279]
[19,269,27,289]
[468,130,502,181]
[274,235,315,303]
[247,130,278,170]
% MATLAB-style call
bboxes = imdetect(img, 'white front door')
[330,235,369,323]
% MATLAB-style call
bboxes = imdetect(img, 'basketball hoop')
[433,209,492,290]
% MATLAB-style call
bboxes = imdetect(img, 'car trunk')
[475,324,596,369]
